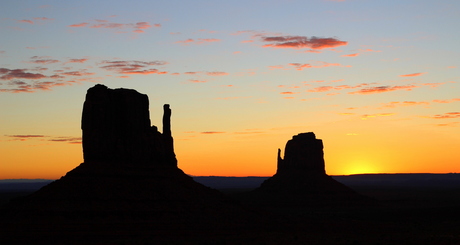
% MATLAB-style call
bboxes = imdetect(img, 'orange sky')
[1,1,459,179]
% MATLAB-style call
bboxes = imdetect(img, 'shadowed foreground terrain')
[2,175,460,244]
[1,85,460,244]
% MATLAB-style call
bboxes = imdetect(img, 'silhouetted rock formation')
[0,85,258,243]
[247,132,371,207]
[276,132,325,175]
[82,84,176,167]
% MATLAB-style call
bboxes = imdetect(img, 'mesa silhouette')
[1,84,257,243]
[242,132,372,207]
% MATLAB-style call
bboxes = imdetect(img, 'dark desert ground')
[2,174,460,244]
[1,85,460,244]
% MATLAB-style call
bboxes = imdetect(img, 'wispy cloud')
[99,60,168,75]
[425,112,460,119]
[432,98,460,103]
[5,135,81,144]
[175,38,221,45]
[1,60,97,93]
[48,136,82,144]
[189,79,207,83]
[341,53,359,57]
[68,20,157,33]
[66,58,88,64]
[260,35,347,50]
[399,72,427,77]
[18,19,34,24]
[0,68,47,80]
[69,22,89,27]
[5,135,46,141]
[361,113,395,120]
[201,131,225,134]
[29,57,60,64]
[380,101,430,108]
[206,71,229,76]
[182,71,229,76]
[272,61,350,71]
[307,83,371,93]
[348,85,418,95]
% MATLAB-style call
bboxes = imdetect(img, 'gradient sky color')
[1,0,459,179]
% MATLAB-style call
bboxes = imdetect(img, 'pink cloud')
[280,91,297,94]
[427,112,460,119]
[69,22,89,27]
[433,98,460,103]
[308,86,334,92]
[176,39,194,44]
[341,53,359,57]
[304,49,322,53]
[260,35,348,50]
[67,58,88,63]
[380,101,430,108]
[399,72,427,77]
[189,79,207,83]
[206,71,229,76]
[268,65,285,70]
[18,19,34,24]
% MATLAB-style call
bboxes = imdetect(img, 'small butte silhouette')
[1,84,371,243]
[241,132,372,207]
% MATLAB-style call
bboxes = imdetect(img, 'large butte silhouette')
[0,84,257,243]
[245,132,371,207]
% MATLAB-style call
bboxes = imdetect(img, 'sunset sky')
[1,0,459,179]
